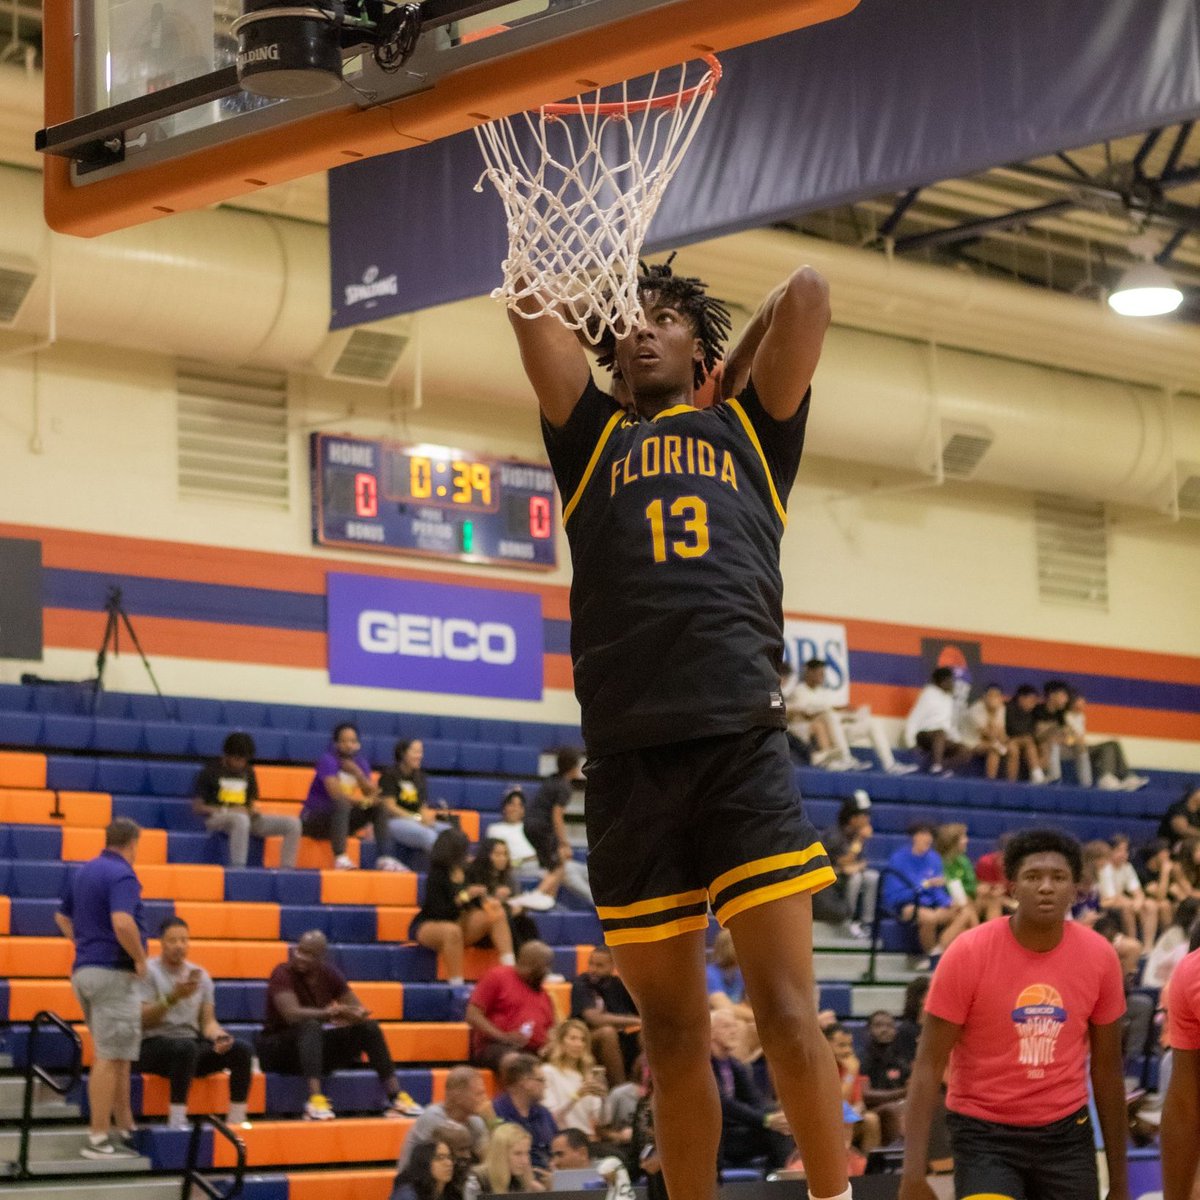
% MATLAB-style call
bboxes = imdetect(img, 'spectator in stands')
[467,941,557,1072]
[473,1122,545,1194]
[254,929,411,1121]
[861,1010,911,1145]
[1159,785,1200,849]
[1172,836,1200,906]
[525,749,593,903]
[817,792,877,938]
[1003,685,1046,784]
[974,834,1012,922]
[391,1139,463,1200]
[825,1023,881,1154]
[958,683,1009,781]
[895,976,930,1062]
[491,1054,558,1172]
[1073,840,1111,931]
[192,731,302,869]
[410,828,516,990]
[710,1009,792,1170]
[55,817,147,1160]
[301,722,403,872]
[397,1065,494,1170]
[1064,694,1148,791]
[550,1128,594,1170]
[486,787,565,909]
[1143,899,1200,989]
[541,1019,608,1138]
[379,738,451,859]
[1099,833,1159,946]
[706,929,760,1062]
[466,837,540,950]
[936,823,982,922]
[1134,838,1177,924]
[788,658,916,775]
[1033,680,1085,784]
[882,823,976,965]
[904,667,969,775]
[779,662,814,764]
[138,916,253,1129]
[570,945,639,1086]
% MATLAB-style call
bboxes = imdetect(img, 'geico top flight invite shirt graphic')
[926,918,1125,1126]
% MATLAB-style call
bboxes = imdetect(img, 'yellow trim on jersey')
[562,407,627,526]
[708,844,828,902]
[650,404,697,422]
[961,1194,1018,1200]
[714,867,837,926]
[595,888,708,921]
[604,915,710,946]
[725,398,787,526]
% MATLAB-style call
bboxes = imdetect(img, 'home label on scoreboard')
[311,433,557,570]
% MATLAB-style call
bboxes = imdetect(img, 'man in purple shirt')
[300,722,402,871]
[55,818,147,1159]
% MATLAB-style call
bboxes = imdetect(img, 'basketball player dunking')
[899,829,1130,1200]
[508,259,849,1200]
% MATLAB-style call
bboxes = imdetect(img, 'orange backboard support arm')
[44,0,859,237]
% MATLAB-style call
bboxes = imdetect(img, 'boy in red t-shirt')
[1161,944,1200,1200]
[898,829,1129,1200]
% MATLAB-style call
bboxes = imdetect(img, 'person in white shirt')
[1099,833,1159,947]
[541,1019,607,1137]
[958,684,1009,780]
[485,787,580,910]
[1065,694,1148,791]
[785,659,916,775]
[904,668,969,776]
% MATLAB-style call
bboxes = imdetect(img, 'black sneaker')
[81,1136,139,1160]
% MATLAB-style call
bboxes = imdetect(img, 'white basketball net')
[473,57,721,343]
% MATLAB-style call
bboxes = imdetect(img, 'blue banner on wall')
[329,0,1200,327]
[326,573,544,700]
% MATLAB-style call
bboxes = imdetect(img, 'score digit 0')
[354,473,378,517]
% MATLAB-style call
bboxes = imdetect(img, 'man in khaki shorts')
[55,818,147,1159]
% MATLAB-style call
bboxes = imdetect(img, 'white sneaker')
[1121,774,1149,791]
[508,890,555,912]
[375,855,411,873]
[1030,768,1047,785]
[810,748,839,767]
[1096,774,1121,791]
[304,1093,336,1121]
[333,854,356,871]
[885,762,919,775]
[824,757,853,772]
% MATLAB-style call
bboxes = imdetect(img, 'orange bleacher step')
[375,907,416,942]
[63,826,167,864]
[0,895,9,936]
[255,765,313,803]
[141,1070,267,1116]
[320,871,417,906]
[145,937,289,979]
[212,1115,411,1169]
[263,836,360,871]
[0,937,74,978]
[136,864,225,901]
[347,981,403,1020]
[0,752,46,790]
[9,979,80,1021]
[0,788,111,827]
[172,901,281,941]
[384,1022,468,1063]
[288,1168,396,1200]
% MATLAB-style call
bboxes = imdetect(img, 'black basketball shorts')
[584,727,834,946]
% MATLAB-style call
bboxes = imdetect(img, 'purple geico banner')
[326,572,544,701]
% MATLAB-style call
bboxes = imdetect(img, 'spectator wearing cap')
[192,731,301,869]
[815,792,877,938]
[882,823,976,964]
[904,668,970,776]
[524,749,592,903]
[486,788,562,907]
[788,658,917,775]
[55,818,147,1160]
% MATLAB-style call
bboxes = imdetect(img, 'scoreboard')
[311,433,557,570]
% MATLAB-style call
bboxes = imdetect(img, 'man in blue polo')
[55,817,147,1159]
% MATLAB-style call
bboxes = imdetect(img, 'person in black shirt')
[1159,785,1200,847]
[508,257,845,1200]
[466,838,539,952]
[192,732,301,869]
[379,739,452,859]
[1004,685,1045,785]
[525,749,592,903]
[569,945,640,1085]
[1033,679,1082,783]
[409,829,513,989]
[861,1010,912,1145]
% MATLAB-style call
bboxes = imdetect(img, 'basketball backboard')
[38,0,859,237]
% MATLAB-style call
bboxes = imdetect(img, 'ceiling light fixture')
[1108,234,1184,317]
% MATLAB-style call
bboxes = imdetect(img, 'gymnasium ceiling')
[2,2,1198,325]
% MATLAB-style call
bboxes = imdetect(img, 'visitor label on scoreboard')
[311,433,557,570]
[783,619,851,707]
[327,572,544,700]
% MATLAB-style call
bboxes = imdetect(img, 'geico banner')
[326,573,543,700]
[782,619,851,707]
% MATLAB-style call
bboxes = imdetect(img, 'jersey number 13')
[644,496,710,563]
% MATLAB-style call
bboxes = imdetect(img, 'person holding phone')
[138,916,254,1129]
[542,1019,609,1138]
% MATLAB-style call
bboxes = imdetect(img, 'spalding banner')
[783,618,851,707]
[326,572,543,701]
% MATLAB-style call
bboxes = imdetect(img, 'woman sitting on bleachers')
[379,739,452,860]
[391,1139,464,1200]
[472,1123,545,1194]
[466,838,540,950]
[410,829,515,988]
[540,1018,608,1139]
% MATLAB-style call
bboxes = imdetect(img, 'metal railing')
[181,1113,246,1200]
[862,868,923,984]
[17,1010,83,1179]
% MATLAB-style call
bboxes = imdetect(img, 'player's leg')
[728,892,848,1199]
[946,1110,1027,1200]
[1022,1108,1098,1200]
[609,931,721,1200]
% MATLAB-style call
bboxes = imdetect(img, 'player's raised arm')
[507,290,592,429]
[725,266,830,420]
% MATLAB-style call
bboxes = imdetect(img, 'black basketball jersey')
[542,376,809,756]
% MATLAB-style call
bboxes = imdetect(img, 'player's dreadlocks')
[594,255,733,390]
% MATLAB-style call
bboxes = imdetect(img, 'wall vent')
[0,258,37,326]
[1034,494,1108,609]
[176,361,290,507]
[310,319,414,387]
[940,421,994,479]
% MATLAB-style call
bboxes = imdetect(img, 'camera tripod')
[92,586,171,716]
